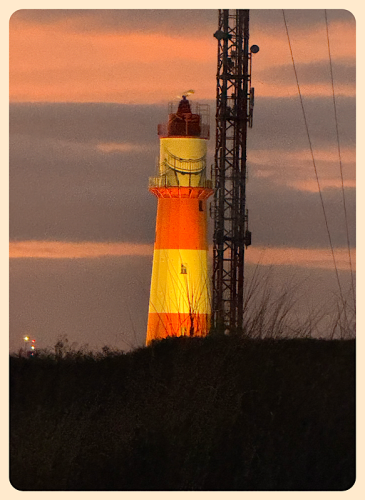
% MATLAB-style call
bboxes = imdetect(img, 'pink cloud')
[250,147,355,192]
[10,241,355,271]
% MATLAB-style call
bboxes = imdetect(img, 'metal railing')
[149,176,213,189]
[158,123,210,139]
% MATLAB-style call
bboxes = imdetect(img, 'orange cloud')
[287,178,356,192]
[252,147,355,166]
[9,241,154,259]
[251,20,355,66]
[245,245,356,271]
[254,82,355,99]
[9,15,355,103]
[9,240,355,271]
[251,19,355,98]
[9,23,216,103]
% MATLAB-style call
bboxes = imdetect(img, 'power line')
[324,9,356,313]
[282,9,348,319]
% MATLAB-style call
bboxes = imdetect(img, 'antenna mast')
[212,9,256,333]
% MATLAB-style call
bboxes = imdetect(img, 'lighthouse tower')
[146,95,213,345]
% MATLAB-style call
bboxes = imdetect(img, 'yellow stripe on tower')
[148,249,211,315]
[146,248,211,344]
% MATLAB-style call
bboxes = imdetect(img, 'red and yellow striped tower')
[146,95,213,345]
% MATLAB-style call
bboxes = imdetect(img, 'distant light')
[32,339,35,343]
[31,346,35,350]
[24,336,29,341]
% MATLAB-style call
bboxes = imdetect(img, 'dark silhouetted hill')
[10,335,355,491]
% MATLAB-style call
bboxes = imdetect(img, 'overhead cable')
[324,9,356,313]
[282,9,348,319]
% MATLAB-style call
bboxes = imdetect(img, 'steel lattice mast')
[212,9,257,333]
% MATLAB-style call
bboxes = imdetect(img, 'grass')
[211,265,356,341]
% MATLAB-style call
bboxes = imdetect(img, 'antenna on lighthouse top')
[176,89,195,99]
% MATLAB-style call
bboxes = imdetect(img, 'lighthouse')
[146,95,213,345]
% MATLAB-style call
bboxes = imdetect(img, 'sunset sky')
[9,7,356,352]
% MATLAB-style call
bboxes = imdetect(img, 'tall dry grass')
[239,265,355,340]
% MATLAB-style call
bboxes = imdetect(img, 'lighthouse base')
[146,312,210,345]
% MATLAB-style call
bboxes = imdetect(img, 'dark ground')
[10,335,355,491]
